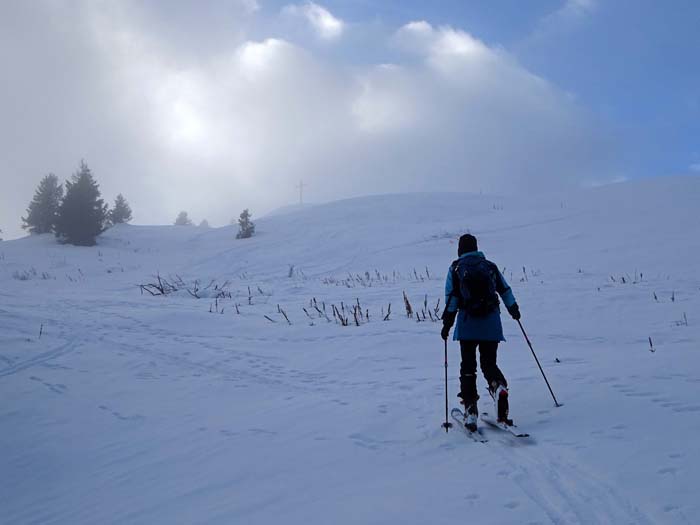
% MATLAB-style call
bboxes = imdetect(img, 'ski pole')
[517,319,562,408]
[441,339,453,432]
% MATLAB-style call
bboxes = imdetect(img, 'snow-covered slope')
[1,176,699,524]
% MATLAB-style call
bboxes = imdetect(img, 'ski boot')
[463,403,478,433]
[490,383,512,425]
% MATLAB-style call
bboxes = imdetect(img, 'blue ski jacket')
[444,251,516,342]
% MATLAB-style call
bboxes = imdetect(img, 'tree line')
[173,209,255,239]
[22,161,131,246]
[19,160,255,246]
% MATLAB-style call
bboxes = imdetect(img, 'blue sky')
[1,0,698,238]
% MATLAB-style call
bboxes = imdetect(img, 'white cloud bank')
[0,2,618,238]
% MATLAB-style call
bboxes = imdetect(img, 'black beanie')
[458,234,478,256]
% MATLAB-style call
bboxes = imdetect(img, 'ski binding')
[451,408,488,443]
[480,412,530,438]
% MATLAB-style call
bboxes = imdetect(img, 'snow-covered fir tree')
[236,209,255,239]
[174,211,193,226]
[109,194,133,225]
[22,173,63,234]
[54,161,109,246]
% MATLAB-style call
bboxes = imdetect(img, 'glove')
[507,302,521,321]
[441,310,456,340]
[441,324,451,341]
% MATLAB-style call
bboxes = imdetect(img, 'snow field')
[1,177,700,524]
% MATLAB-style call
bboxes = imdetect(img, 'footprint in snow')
[673,405,700,413]
[657,467,677,475]
[248,428,277,436]
[626,391,657,398]
[30,376,68,394]
[98,404,144,422]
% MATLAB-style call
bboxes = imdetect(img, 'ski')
[480,412,530,438]
[450,408,488,443]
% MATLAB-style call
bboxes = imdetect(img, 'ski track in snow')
[484,437,654,524]
[1,181,700,524]
[0,337,77,378]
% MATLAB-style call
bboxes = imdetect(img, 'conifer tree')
[236,209,255,239]
[22,174,63,234]
[109,194,133,224]
[174,211,193,226]
[54,161,109,246]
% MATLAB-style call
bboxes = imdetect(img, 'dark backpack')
[451,257,500,317]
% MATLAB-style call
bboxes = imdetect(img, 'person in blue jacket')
[441,234,520,430]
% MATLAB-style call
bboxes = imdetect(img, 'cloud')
[542,0,598,26]
[240,0,261,13]
[558,0,597,19]
[690,163,700,172]
[525,0,598,43]
[283,2,344,40]
[0,3,618,239]
[394,21,499,73]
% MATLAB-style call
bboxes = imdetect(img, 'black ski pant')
[459,340,507,409]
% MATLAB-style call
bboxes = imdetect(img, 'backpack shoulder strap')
[450,259,462,284]
[486,259,508,294]
[446,259,462,309]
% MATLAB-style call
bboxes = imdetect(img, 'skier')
[441,234,520,432]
